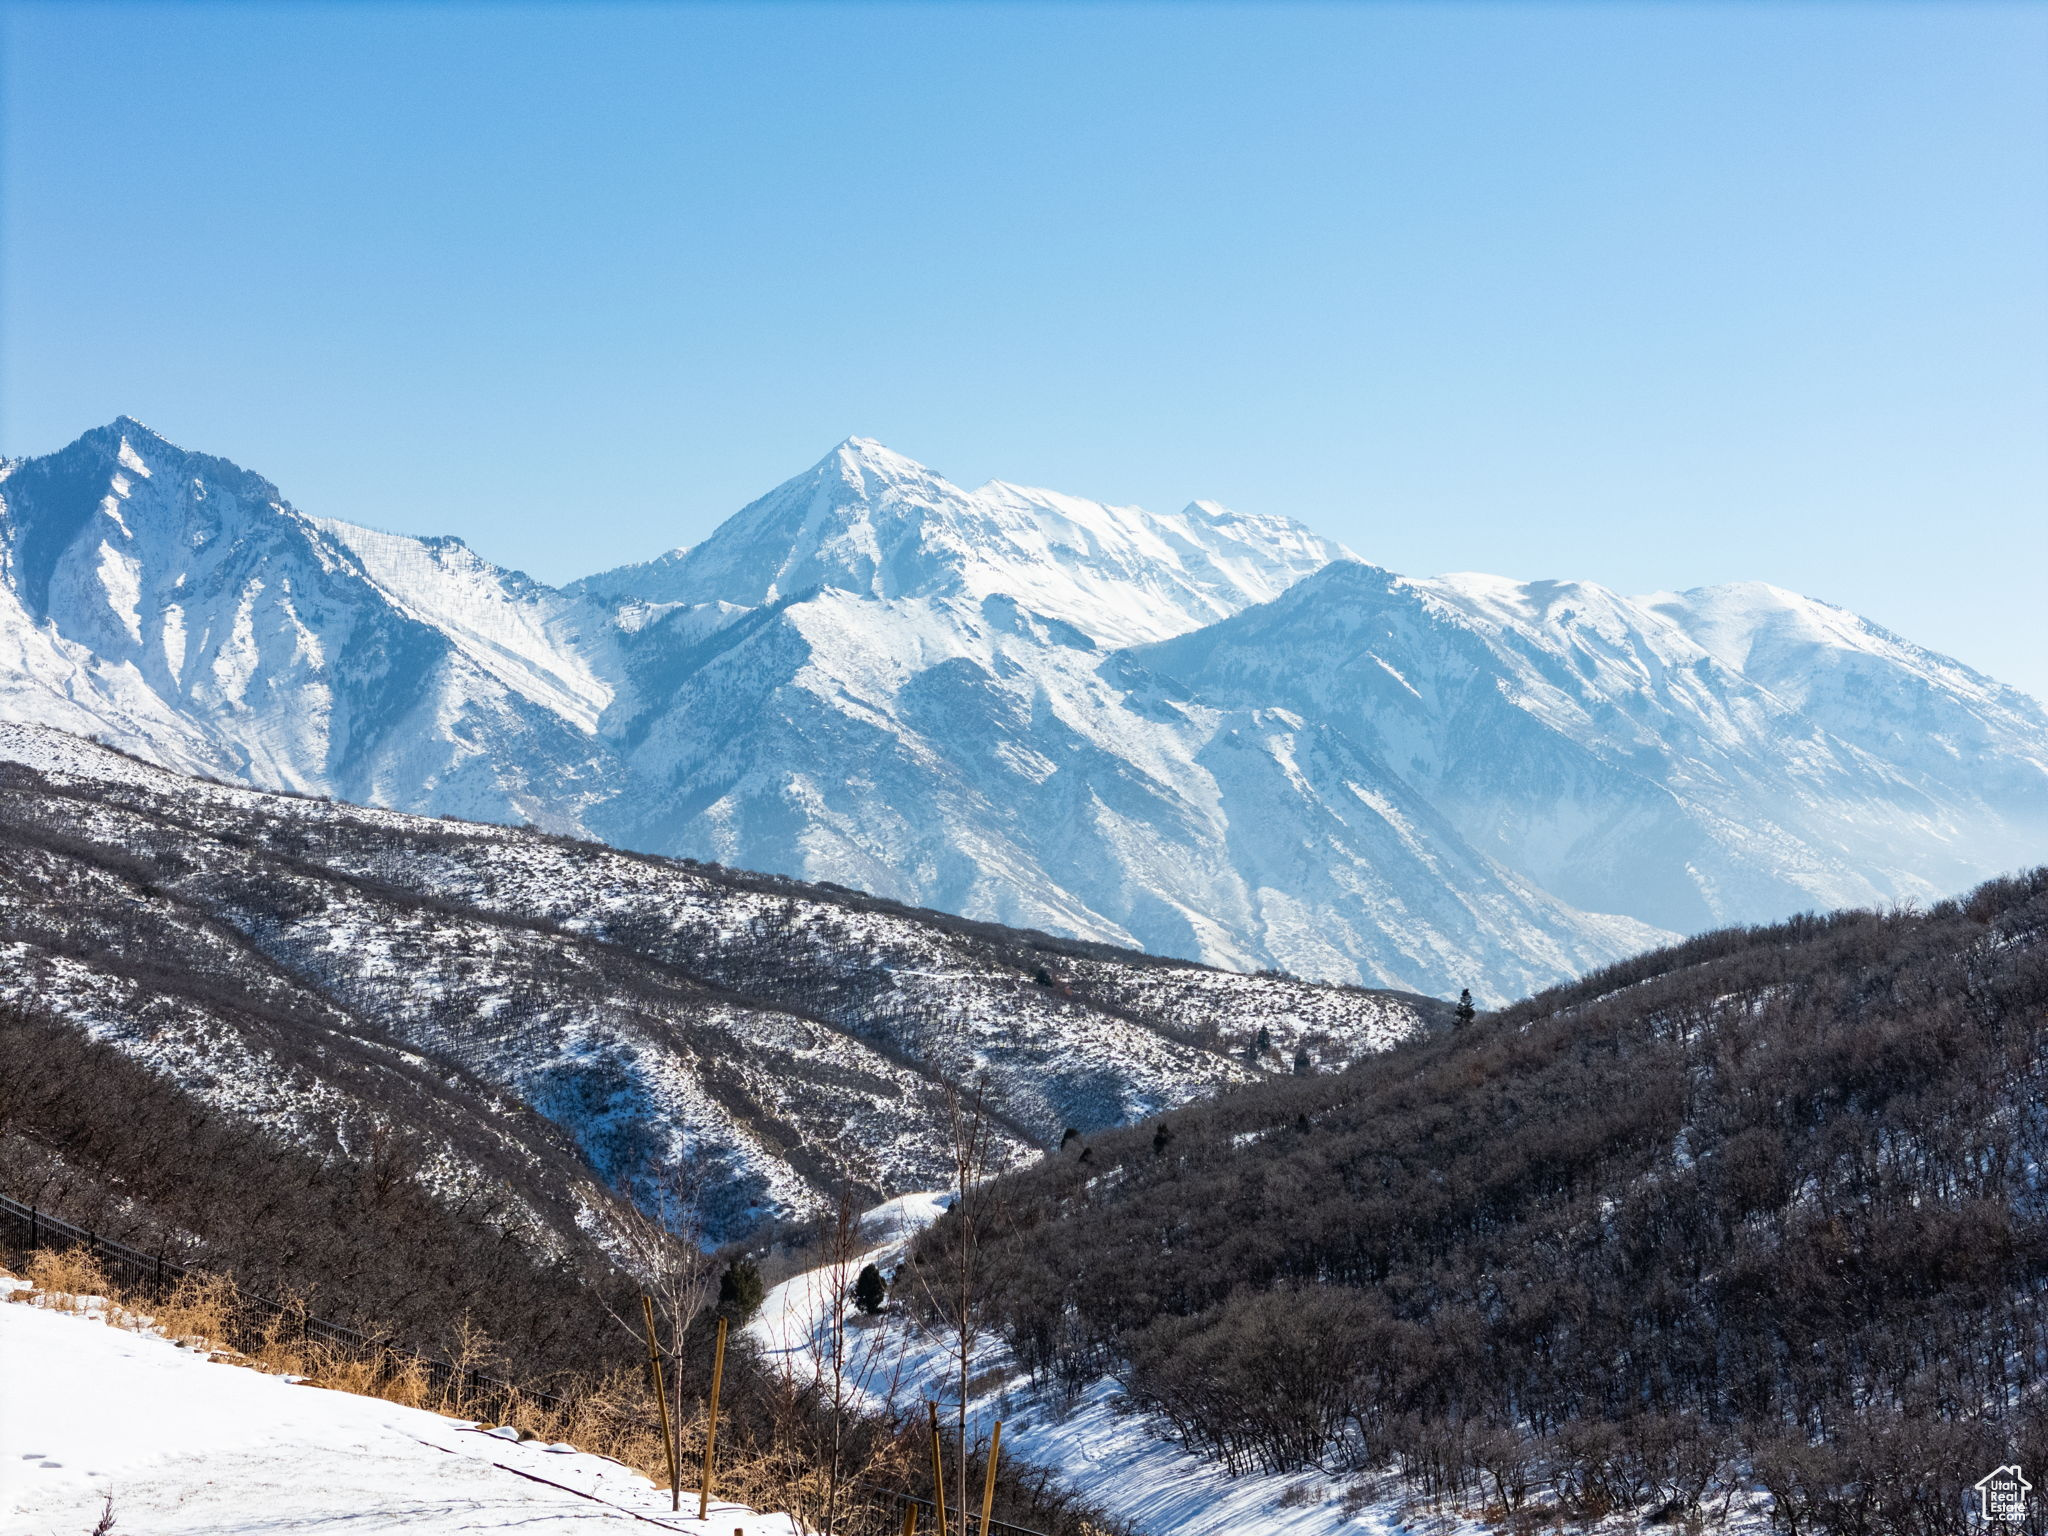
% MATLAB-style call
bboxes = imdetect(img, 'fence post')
[927,1402,950,1536]
[698,1316,728,1521]
[640,1295,680,1513]
[978,1421,1002,1536]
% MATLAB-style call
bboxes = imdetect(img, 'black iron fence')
[849,1481,1051,1536]
[0,1190,561,1412]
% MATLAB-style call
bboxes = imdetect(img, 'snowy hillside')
[0,1287,787,1535]
[0,721,1436,1244]
[3,418,2045,1000]
[745,1195,1769,1536]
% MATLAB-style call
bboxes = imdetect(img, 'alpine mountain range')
[3,415,2044,1004]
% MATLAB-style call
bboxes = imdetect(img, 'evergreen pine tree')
[1256,1025,1273,1055]
[1455,988,1477,1026]
[1152,1122,1174,1156]
[852,1261,887,1315]
[716,1256,766,1323]
[1293,1046,1312,1075]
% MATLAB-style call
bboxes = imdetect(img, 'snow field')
[0,1284,797,1535]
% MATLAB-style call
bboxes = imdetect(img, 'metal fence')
[849,1481,1051,1536]
[0,1190,561,1412]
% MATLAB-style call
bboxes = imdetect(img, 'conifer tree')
[852,1261,887,1315]
[1455,988,1477,1026]
[716,1256,766,1323]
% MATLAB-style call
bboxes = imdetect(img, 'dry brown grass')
[6,1246,568,1428]
[22,1245,114,1304]
[149,1270,239,1350]
[4,1246,699,1479]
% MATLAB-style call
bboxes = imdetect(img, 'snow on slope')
[312,516,617,733]
[1646,582,2048,812]
[0,418,624,825]
[0,1291,789,1535]
[0,721,1437,1242]
[596,585,1662,1002]
[746,1208,1485,1536]
[749,1199,1771,1536]
[1138,560,2048,938]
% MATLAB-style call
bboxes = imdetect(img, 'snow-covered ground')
[746,1195,1472,1536]
[0,1285,792,1535]
[747,1197,1771,1536]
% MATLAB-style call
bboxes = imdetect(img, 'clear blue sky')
[4,2,2044,692]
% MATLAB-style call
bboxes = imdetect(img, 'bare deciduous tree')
[902,1072,1005,1533]
[604,1154,718,1503]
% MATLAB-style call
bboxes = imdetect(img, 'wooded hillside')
[936,871,2048,1534]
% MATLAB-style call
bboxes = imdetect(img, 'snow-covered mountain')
[574,437,1349,647]
[0,418,622,825]
[3,417,2044,1002]
[1646,581,2048,863]
[1137,561,2048,937]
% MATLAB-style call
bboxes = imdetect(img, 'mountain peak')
[1640,581,1865,674]
[833,434,894,457]
[819,436,944,486]
[578,442,1353,644]
[81,415,178,457]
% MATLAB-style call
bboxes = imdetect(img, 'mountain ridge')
[0,718,1438,1243]
[2,416,2043,1001]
